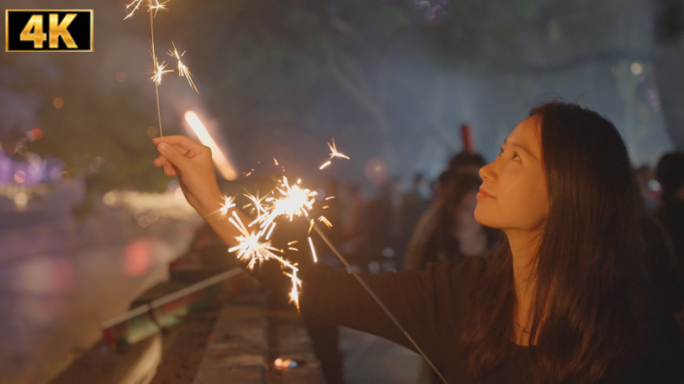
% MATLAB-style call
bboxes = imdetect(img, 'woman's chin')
[473,209,498,229]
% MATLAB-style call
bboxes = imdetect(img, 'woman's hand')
[153,136,222,217]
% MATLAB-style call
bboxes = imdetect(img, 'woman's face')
[474,115,549,232]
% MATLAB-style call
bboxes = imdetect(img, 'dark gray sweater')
[251,255,684,383]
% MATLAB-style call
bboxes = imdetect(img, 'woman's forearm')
[194,194,255,251]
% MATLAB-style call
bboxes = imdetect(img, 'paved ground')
[340,326,422,384]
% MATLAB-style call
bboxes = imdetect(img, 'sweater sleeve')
[243,253,486,355]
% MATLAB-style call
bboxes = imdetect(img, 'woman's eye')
[512,152,519,159]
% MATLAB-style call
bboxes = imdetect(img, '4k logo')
[6,10,93,52]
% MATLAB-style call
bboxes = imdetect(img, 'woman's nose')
[479,161,496,181]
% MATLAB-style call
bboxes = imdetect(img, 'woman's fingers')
[163,161,176,176]
[154,155,166,167]
[157,142,192,172]
[153,136,203,153]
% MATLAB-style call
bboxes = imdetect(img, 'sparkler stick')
[149,2,164,140]
[312,224,448,384]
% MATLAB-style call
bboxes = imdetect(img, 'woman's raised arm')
[153,135,247,249]
[152,136,458,362]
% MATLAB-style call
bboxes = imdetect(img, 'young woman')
[153,102,684,383]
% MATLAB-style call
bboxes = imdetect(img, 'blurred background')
[3,0,684,383]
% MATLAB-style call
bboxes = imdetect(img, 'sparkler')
[219,176,321,311]
[247,176,317,234]
[125,0,200,140]
[221,138,446,383]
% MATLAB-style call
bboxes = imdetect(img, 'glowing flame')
[184,111,237,180]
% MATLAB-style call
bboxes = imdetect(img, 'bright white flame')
[185,111,237,180]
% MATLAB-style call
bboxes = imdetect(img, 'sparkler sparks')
[308,237,318,262]
[151,58,172,85]
[169,42,199,94]
[320,139,349,169]
[328,139,350,160]
[227,210,302,308]
[249,177,317,234]
[124,0,144,19]
[285,270,303,310]
[227,211,296,271]
[148,0,168,16]
[318,216,333,228]
[214,195,236,219]
[125,0,167,19]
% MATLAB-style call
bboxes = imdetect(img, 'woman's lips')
[476,188,495,199]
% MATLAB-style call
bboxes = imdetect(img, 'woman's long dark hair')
[461,102,647,383]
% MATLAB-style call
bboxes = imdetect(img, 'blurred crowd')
[313,151,499,275]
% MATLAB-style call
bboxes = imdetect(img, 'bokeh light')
[27,128,43,141]
[53,97,64,109]
[14,171,26,184]
[146,126,158,138]
[116,71,127,82]
[364,158,387,185]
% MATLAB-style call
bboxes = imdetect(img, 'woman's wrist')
[195,187,224,219]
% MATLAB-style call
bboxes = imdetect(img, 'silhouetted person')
[396,173,431,267]
[641,215,684,314]
[358,179,397,270]
[404,152,487,272]
[405,173,500,271]
[635,164,658,211]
